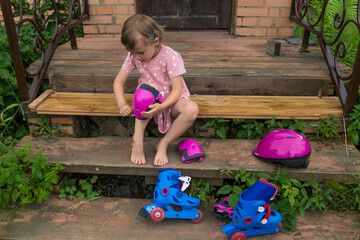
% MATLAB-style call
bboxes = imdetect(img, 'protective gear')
[212,196,234,219]
[253,129,311,168]
[177,139,205,163]
[133,84,163,120]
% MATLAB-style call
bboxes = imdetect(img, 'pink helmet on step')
[253,129,311,168]
[133,84,163,120]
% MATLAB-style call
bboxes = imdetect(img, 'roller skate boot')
[139,168,203,223]
[222,179,282,240]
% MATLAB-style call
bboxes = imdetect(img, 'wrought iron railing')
[0,0,89,103]
[290,0,360,116]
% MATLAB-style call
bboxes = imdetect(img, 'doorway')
[137,0,234,31]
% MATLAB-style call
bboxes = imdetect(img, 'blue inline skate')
[139,168,203,223]
[222,179,282,240]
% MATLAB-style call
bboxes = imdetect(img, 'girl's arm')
[142,76,183,118]
[113,70,132,116]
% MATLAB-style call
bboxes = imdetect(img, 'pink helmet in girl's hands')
[133,84,163,120]
[253,129,311,168]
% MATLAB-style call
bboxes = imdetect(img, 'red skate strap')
[263,203,271,220]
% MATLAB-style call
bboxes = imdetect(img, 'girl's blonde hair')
[121,14,165,50]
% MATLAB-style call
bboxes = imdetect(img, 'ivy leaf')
[216,185,233,195]
[216,127,227,139]
[228,193,240,209]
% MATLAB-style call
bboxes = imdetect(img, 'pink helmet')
[253,129,311,168]
[133,84,163,120]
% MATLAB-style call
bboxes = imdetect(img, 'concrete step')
[0,195,359,239]
[15,136,360,183]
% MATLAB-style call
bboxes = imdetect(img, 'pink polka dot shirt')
[121,44,190,133]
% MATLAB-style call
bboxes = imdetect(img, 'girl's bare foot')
[131,139,146,165]
[154,141,168,166]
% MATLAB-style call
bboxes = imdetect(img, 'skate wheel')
[150,207,165,223]
[278,223,283,231]
[230,232,246,240]
[190,210,203,224]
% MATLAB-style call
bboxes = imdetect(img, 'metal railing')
[0,0,89,103]
[290,0,360,116]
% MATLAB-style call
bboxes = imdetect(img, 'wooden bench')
[29,89,343,119]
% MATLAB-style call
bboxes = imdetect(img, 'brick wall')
[236,0,293,37]
[0,5,3,26]
[83,0,136,37]
[0,0,293,38]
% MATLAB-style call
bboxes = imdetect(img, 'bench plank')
[29,92,343,119]
[16,136,360,182]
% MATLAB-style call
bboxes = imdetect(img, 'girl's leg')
[154,98,199,166]
[131,118,151,165]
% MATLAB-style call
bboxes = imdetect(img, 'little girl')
[113,14,199,166]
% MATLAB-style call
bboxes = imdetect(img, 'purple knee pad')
[133,84,163,120]
[177,139,205,163]
[212,196,234,219]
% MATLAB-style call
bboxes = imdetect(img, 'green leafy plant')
[202,118,231,139]
[188,178,216,208]
[348,105,360,146]
[0,143,64,208]
[1,0,84,147]
[34,115,59,137]
[315,115,340,139]
[59,175,101,200]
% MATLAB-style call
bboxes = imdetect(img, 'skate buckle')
[178,176,191,191]
[258,206,265,212]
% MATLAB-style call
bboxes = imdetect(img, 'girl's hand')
[141,103,163,118]
[119,104,133,116]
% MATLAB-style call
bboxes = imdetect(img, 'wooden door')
[138,0,232,30]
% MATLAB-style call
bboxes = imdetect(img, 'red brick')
[88,0,100,5]
[269,8,280,17]
[115,15,130,24]
[85,34,116,38]
[278,27,294,37]
[280,8,291,17]
[241,18,258,27]
[83,25,99,34]
[84,15,113,24]
[97,6,113,15]
[105,25,122,33]
[51,117,77,125]
[236,27,267,37]
[259,18,273,27]
[115,5,128,15]
[98,25,105,33]
[128,5,136,14]
[237,7,268,17]
[104,0,134,4]
[238,0,264,7]
[89,6,96,15]
[275,18,293,27]
[265,0,291,7]
[267,28,278,36]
